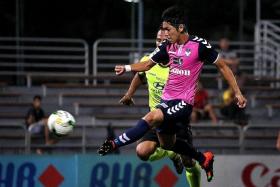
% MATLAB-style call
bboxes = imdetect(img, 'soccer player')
[99,6,247,182]
[119,28,201,187]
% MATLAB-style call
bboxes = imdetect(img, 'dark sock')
[114,119,150,147]
[172,139,205,164]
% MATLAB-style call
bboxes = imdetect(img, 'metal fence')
[93,39,257,78]
[254,20,280,79]
[92,38,155,77]
[0,37,89,84]
[0,20,280,86]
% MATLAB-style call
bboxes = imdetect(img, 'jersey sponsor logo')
[173,57,183,65]
[193,36,212,48]
[185,48,191,57]
[170,68,190,76]
[153,82,165,90]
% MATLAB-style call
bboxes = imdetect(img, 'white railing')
[0,35,278,86]
[93,39,257,79]
[0,37,89,83]
[255,20,280,79]
[92,38,154,78]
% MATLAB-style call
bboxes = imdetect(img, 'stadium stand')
[0,81,279,155]
[1,20,280,155]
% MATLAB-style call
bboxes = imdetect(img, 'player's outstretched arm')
[119,73,144,106]
[115,59,155,75]
[215,58,247,108]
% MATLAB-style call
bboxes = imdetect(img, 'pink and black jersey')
[150,35,219,105]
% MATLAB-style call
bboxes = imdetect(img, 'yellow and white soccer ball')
[47,110,75,136]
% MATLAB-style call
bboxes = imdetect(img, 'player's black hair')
[158,24,163,31]
[161,6,187,32]
[33,95,42,101]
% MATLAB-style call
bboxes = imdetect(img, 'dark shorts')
[156,99,193,134]
[139,126,193,145]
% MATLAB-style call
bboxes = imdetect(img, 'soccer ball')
[47,110,75,136]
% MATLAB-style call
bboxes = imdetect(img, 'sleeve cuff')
[149,57,157,64]
[213,54,219,64]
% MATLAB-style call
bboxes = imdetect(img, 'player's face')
[162,21,180,44]
[155,30,168,47]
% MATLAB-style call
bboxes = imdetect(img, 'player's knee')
[143,109,163,125]
[136,142,157,161]
[136,145,151,161]
[143,114,156,124]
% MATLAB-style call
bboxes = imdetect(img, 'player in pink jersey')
[98,6,247,182]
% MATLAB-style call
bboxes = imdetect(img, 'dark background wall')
[0,0,279,41]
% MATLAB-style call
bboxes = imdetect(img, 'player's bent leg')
[181,155,201,187]
[148,147,175,161]
[142,108,164,126]
[156,133,184,174]
[157,132,176,150]
[169,150,184,174]
[136,131,184,174]
[157,132,205,165]
[181,155,195,168]
[98,109,164,155]
[186,162,201,187]
[172,139,214,182]
[155,100,214,182]
[136,141,157,161]
[155,99,214,182]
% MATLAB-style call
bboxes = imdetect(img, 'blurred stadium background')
[0,0,280,186]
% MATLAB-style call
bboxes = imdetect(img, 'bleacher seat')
[0,80,279,155]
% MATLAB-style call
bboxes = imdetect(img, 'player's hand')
[235,93,247,108]
[119,95,135,106]
[115,65,125,76]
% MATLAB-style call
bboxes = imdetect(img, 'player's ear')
[178,24,184,33]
